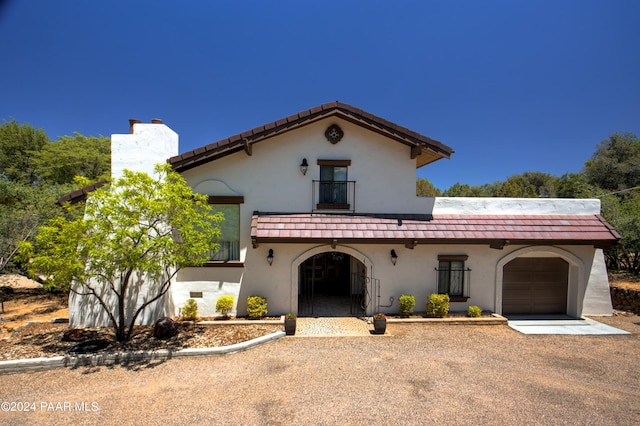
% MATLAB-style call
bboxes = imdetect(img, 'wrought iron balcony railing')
[312,180,356,212]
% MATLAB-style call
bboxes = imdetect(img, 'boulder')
[153,317,177,340]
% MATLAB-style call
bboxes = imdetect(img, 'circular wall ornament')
[325,124,344,144]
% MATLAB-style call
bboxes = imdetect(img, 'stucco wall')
[68,122,180,328]
[73,118,613,324]
[172,122,612,319]
[170,241,611,318]
[432,197,602,215]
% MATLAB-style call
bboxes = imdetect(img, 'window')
[315,160,352,210]
[436,255,469,298]
[208,196,243,262]
[320,165,348,204]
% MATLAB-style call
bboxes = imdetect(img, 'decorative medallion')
[325,124,344,144]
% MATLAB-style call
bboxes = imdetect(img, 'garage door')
[503,258,569,315]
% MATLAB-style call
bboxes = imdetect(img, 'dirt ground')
[0,275,68,339]
[1,271,639,361]
[609,270,640,290]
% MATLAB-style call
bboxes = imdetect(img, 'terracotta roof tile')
[250,212,620,248]
[169,102,454,172]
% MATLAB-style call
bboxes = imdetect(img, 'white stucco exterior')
[69,109,616,327]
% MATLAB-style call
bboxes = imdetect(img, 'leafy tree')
[0,179,75,273]
[0,119,49,184]
[19,164,223,341]
[582,133,640,274]
[416,178,441,197]
[442,182,492,197]
[584,132,640,192]
[600,192,640,274]
[30,133,110,184]
[557,173,595,198]
[443,182,473,197]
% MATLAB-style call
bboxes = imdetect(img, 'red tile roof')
[250,213,620,249]
[168,102,454,172]
[57,180,108,205]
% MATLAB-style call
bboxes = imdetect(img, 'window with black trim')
[436,255,469,298]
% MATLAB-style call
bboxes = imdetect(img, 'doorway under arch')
[298,252,367,317]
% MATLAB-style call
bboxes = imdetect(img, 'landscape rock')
[153,317,178,340]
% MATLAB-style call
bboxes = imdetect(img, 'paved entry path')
[296,316,373,336]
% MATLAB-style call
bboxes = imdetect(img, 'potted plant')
[284,313,296,335]
[373,313,386,334]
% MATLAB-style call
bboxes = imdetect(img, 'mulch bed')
[0,322,282,361]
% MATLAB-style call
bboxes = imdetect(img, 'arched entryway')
[496,246,585,317]
[502,257,569,315]
[297,251,367,317]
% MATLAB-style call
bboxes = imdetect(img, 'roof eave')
[169,102,454,172]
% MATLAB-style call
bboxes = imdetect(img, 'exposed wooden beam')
[243,139,252,156]
[405,240,418,249]
[410,146,422,159]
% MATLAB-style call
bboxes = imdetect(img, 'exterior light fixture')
[390,249,398,266]
[300,158,308,175]
[267,249,274,266]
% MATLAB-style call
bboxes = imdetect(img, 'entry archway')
[495,246,585,317]
[291,246,373,316]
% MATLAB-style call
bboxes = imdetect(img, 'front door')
[299,252,366,316]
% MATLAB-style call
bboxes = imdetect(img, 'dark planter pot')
[284,318,296,335]
[373,318,386,334]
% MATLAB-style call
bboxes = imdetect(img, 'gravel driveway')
[2,314,639,425]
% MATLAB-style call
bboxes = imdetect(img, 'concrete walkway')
[507,315,630,335]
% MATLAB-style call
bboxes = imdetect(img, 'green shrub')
[398,294,416,317]
[467,305,482,318]
[247,295,268,319]
[215,295,234,318]
[180,298,198,321]
[426,293,450,317]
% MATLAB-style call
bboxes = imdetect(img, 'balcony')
[312,180,356,212]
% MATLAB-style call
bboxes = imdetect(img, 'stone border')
[0,331,285,375]
[387,313,507,325]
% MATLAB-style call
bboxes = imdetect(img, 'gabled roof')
[250,212,621,249]
[168,102,454,172]
[57,180,108,205]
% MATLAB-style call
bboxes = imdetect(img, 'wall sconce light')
[390,249,398,266]
[267,249,274,266]
[300,158,308,175]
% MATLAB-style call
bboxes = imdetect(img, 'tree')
[600,191,640,274]
[19,164,223,341]
[442,182,492,197]
[557,173,595,198]
[416,178,441,197]
[584,132,640,192]
[443,182,473,197]
[0,179,74,273]
[30,133,110,185]
[0,119,49,184]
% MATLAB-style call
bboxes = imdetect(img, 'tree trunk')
[116,270,133,341]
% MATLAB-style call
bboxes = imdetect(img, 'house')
[68,102,620,327]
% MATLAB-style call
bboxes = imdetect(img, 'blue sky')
[1,1,638,191]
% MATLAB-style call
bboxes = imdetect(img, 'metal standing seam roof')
[250,213,621,249]
[168,101,454,172]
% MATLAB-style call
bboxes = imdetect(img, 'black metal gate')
[298,253,375,317]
